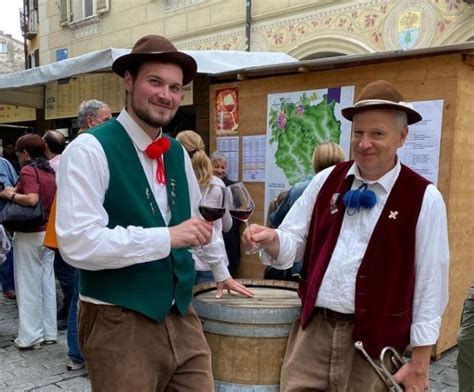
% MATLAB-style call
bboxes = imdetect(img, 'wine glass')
[195,183,226,255]
[226,182,265,254]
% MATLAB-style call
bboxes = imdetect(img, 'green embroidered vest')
[80,119,195,322]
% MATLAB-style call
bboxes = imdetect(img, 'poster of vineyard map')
[264,86,354,220]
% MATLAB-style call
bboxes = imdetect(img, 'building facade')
[0,31,28,152]
[22,0,40,68]
[0,31,24,74]
[28,0,473,66]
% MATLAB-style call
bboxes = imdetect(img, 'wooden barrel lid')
[194,286,300,308]
[193,279,301,326]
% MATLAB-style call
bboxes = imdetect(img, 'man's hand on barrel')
[242,224,280,259]
[215,277,254,299]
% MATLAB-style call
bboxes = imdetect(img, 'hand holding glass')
[226,182,265,254]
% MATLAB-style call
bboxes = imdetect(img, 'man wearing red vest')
[243,80,449,391]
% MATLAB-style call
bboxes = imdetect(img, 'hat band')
[354,99,414,110]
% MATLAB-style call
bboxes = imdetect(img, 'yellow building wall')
[38,0,473,64]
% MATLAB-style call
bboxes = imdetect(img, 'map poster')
[215,87,239,136]
[264,86,354,221]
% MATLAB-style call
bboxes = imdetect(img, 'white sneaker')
[15,342,42,350]
[14,337,43,350]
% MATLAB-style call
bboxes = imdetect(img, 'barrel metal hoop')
[192,300,301,324]
[202,319,292,337]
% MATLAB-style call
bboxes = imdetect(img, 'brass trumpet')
[354,340,405,392]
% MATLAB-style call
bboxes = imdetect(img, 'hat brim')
[341,102,422,125]
[112,52,197,85]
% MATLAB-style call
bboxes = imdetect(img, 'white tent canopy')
[0,49,296,108]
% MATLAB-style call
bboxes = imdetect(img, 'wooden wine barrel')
[192,279,301,391]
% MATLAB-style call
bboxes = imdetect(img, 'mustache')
[152,97,173,109]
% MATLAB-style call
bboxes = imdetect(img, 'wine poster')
[215,87,239,136]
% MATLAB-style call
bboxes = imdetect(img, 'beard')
[132,103,176,129]
[130,94,178,128]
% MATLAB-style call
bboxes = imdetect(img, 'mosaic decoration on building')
[177,28,246,51]
[178,0,472,53]
[254,0,472,52]
[253,2,393,51]
[383,0,449,50]
[397,10,422,49]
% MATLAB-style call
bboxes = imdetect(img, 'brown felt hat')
[112,35,197,85]
[341,80,422,124]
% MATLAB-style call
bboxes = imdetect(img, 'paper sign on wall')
[242,135,266,182]
[216,136,239,182]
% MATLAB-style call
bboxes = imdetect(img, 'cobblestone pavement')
[0,290,460,391]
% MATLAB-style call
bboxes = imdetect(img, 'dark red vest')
[299,161,430,357]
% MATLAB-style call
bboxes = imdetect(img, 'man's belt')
[315,307,354,322]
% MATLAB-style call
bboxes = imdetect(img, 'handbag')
[0,168,46,232]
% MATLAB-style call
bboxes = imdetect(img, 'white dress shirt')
[48,154,61,173]
[56,109,230,294]
[262,160,450,347]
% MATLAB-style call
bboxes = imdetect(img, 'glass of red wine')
[226,182,265,255]
[195,183,226,254]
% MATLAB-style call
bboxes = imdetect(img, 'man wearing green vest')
[55,35,252,391]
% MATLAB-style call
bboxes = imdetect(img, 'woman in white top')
[176,130,232,284]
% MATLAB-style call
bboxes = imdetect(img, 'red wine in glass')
[228,208,254,222]
[199,206,226,222]
[226,182,264,255]
[195,183,226,255]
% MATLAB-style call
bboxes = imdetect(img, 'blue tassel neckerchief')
[342,183,377,215]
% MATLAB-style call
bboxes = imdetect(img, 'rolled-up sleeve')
[410,184,450,346]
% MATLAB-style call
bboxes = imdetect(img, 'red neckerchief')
[145,136,171,184]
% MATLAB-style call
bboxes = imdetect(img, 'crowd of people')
[0,33,471,392]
